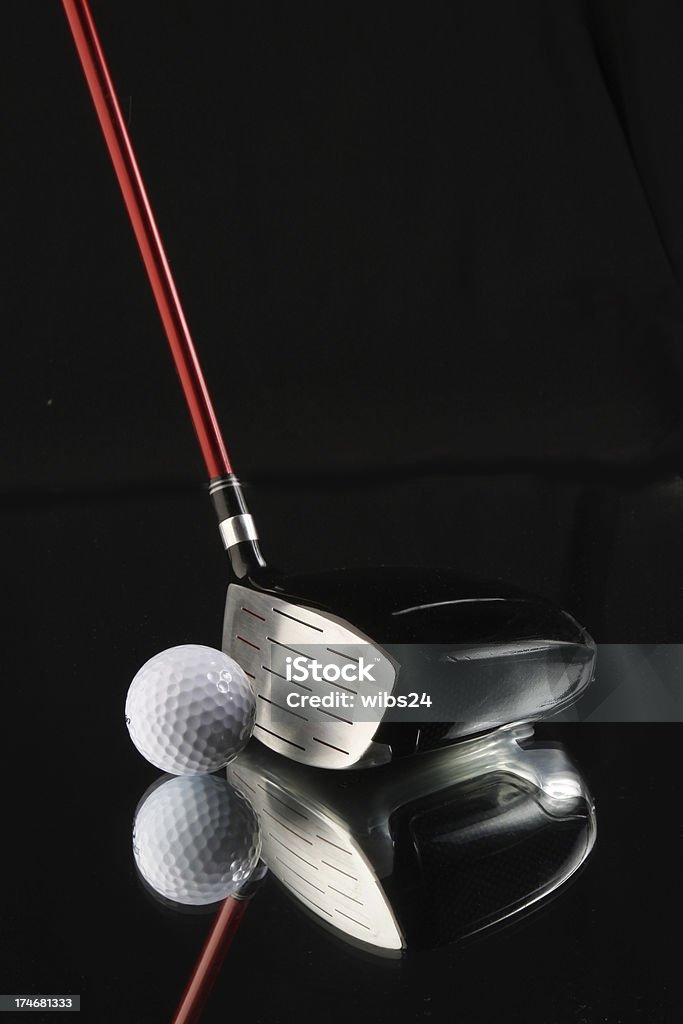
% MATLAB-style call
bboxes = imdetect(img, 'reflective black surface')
[2,485,682,1022]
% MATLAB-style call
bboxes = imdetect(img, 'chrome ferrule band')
[219,513,259,550]
[209,477,241,496]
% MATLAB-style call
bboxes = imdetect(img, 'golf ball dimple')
[133,774,261,905]
[125,645,255,775]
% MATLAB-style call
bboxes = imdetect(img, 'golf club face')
[227,726,596,955]
[222,565,595,768]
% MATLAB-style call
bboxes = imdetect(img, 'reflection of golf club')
[228,726,596,954]
[170,879,264,1024]
[62,0,595,770]
[170,897,250,1024]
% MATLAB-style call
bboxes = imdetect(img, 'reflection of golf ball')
[133,774,261,905]
[125,645,255,775]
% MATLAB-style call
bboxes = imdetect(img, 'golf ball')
[133,774,261,905]
[125,645,255,775]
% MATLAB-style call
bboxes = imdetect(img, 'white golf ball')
[125,645,255,775]
[133,774,261,905]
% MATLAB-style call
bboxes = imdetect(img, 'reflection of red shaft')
[171,897,250,1024]
[61,0,232,480]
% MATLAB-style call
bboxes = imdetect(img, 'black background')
[3,1,683,1021]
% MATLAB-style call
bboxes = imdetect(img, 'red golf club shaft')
[61,0,232,480]
[171,896,250,1024]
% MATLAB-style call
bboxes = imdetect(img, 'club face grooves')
[227,754,405,950]
[223,585,396,769]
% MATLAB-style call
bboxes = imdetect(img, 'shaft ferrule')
[209,475,266,578]
[218,513,259,549]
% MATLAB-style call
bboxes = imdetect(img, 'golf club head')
[227,725,596,955]
[222,566,595,768]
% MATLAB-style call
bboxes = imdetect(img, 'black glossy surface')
[2,486,682,1022]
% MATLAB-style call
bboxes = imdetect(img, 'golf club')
[62,0,596,769]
